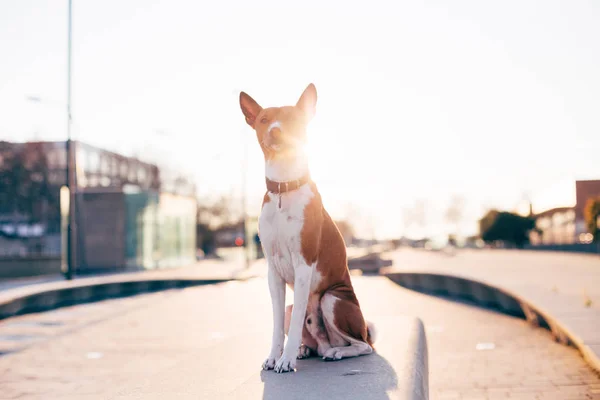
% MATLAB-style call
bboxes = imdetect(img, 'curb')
[407,317,429,400]
[385,272,600,375]
[0,277,245,321]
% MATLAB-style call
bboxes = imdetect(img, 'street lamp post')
[65,0,76,280]
[26,0,76,279]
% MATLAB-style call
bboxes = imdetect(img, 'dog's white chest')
[259,185,314,285]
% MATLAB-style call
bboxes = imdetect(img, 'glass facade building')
[0,140,196,277]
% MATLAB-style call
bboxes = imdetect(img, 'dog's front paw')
[262,357,277,370]
[274,354,296,373]
[297,344,313,359]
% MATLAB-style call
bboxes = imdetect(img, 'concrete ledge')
[348,252,393,274]
[0,278,233,321]
[386,272,600,374]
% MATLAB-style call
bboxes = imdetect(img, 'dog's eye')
[260,117,268,124]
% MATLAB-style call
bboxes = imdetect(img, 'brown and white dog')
[239,83,375,373]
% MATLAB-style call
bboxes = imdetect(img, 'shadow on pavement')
[260,352,397,400]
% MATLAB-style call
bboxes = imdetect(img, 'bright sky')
[1,0,599,239]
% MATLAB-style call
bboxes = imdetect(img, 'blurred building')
[0,140,196,278]
[529,180,600,246]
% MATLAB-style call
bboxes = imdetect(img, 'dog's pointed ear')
[240,92,262,128]
[296,83,317,120]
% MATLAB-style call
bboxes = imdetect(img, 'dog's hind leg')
[320,292,373,361]
[285,301,331,358]
[285,304,317,358]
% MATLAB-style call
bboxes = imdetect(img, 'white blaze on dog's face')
[239,84,317,161]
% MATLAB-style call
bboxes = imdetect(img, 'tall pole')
[65,0,75,280]
[67,0,72,165]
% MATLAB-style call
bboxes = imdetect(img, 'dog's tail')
[366,321,377,347]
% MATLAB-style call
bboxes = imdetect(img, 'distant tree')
[197,195,237,230]
[447,233,457,247]
[0,142,57,223]
[403,199,427,235]
[334,219,355,243]
[23,143,57,221]
[445,195,465,239]
[196,195,239,255]
[479,209,535,248]
[413,199,427,228]
[340,202,362,239]
[584,197,600,242]
[445,196,465,225]
[401,207,413,232]
[479,209,498,239]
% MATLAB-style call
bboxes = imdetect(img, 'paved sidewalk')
[383,248,600,373]
[1,276,598,399]
[0,277,428,400]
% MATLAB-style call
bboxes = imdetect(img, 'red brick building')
[530,180,600,245]
[575,180,600,225]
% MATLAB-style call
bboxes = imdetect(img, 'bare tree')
[445,195,465,240]
[445,195,465,226]
[0,142,57,224]
[334,219,356,244]
[197,195,238,230]
[196,195,240,255]
[402,199,428,238]
[412,199,427,229]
